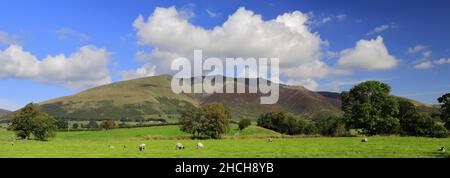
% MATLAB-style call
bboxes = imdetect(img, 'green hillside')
[39,75,199,120]
[34,75,440,121]
[37,75,343,121]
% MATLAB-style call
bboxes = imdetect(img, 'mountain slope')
[37,75,439,121]
[38,75,342,120]
[39,75,199,120]
[0,109,11,118]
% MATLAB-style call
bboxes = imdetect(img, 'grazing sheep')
[123,145,127,150]
[438,147,446,152]
[197,142,204,149]
[139,144,146,151]
[108,145,115,149]
[361,138,368,143]
[267,138,273,142]
[176,143,185,150]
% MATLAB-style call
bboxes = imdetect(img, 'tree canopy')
[238,119,251,131]
[179,103,231,139]
[8,103,57,140]
[438,93,450,130]
[341,81,400,135]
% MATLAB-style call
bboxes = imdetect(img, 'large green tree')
[438,93,450,130]
[341,81,400,135]
[8,103,57,140]
[31,113,57,140]
[179,103,231,139]
[9,103,40,139]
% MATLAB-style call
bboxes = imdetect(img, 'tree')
[8,103,57,140]
[87,120,99,128]
[31,113,57,141]
[257,112,314,135]
[100,120,117,130]
[72,123,79,129]
[8,103,40,139]
[398,99,417,123]
[179,103,231,139]
[316,117,348,137]
[438,93,450,130]
[199,103,231,138]
[397,99,447,137]
[238,119,251,131]
[179,108,203,137]
[341,81,400,135]
[56,120,68,130]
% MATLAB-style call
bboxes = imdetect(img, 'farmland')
[0,126,448,158]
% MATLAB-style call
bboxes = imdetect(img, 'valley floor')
[0,126,449,158]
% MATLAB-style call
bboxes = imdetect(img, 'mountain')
[0,108,11,118]
[36,75,439,121]
[38,75,342,121]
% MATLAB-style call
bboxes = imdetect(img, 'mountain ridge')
[29,75,439,121]
[37,75,342,121]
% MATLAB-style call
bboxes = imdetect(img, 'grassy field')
[0,126,449,158]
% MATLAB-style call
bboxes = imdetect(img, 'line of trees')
[257,81,449,138]
[341,81,448,137]
[257,112,317,135]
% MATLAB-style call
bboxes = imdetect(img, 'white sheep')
[139,144,146,151]
[197,142,204,149]
[176,143,185,150]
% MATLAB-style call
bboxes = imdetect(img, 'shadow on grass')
[426,151,449,158]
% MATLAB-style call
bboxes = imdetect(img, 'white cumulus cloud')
[120,63,156,80]
[129,6,329,86]
[0,45,111,89]
[337,36,398,71]
[286,79,319,91]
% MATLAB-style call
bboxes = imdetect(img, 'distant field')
[0,126,449,158]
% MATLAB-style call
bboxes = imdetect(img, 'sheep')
[139,144,146,151]
[176,143,185,150]
[361,138,368,143]
[438,147,446,152]
[197,142,204,149]
[108,144,115,149]
[267,138,273,142]
[123,145,127,151]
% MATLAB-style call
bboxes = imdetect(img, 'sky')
[1,0,450,110]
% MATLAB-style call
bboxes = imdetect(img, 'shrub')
[238,119,251,130]
[100,120,117,130]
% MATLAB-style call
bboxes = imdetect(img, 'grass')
[0,126,449,158]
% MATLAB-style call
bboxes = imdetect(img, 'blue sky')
[1,0,450,110]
